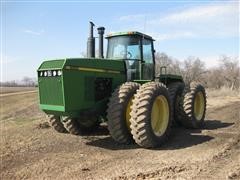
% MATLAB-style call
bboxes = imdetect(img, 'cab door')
[142,38,155,80]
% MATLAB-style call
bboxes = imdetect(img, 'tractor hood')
[38,58,126,74]
[37,58,126,117]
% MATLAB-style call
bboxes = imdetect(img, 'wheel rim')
[151,95,169,136]
[125,97,133,131]
[194,91,205,121]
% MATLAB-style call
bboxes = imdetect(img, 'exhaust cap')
[97,27,105,58]
[87,21,95,58]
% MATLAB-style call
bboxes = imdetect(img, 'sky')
[1,0,239,81]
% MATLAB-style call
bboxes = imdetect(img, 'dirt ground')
[0,88,240,180]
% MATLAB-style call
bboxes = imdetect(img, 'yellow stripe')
[65,66,121,74]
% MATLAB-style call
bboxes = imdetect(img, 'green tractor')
[37,22,206,148]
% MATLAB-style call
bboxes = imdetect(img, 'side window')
[143,39,153,64]
[142,39,154,80]
[113,44,125,59]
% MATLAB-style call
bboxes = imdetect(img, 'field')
[0,87,240,180]
[0,87,37,94]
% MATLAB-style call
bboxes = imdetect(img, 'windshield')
[107,36,141,60]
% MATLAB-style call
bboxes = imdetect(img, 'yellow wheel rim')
[125,97,133,131]
[151,95,169,136]
[194,91,205,121]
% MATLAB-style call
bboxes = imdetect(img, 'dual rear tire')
[130,82,172,148]
[179,83,207,128]
[107,82,140,144]
[107,81,206,148]
[107,82,172,148]
[168,82,206,128]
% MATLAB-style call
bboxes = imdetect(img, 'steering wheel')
[120,50,132,59]
[127,51,132,59]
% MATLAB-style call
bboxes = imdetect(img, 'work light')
[53,70,57,76]
[57,70,62,76]
[47,70,52,76]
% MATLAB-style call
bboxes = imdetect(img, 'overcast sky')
[1,0,239,81]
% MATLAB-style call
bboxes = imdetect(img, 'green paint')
[158,74,183,85]
[38,58,126,117]
[40,104,65,111]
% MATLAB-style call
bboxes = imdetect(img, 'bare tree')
[182,56,206,85]
[218,55,240,90]
[155,52,182,75]
[203,68,224,89]
[149,52,239,90]
[22,77,36,87]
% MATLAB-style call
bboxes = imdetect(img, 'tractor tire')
[107,82,140,144]
[130,82,172,148]
[77,116,100,133]
[168,82,185,125]
[179,82,207,128]
[62,117,80,135]
[48,115,67,133]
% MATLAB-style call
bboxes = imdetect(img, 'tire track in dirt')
[1,95,240,180]
[195,135,240,180]
[195,101,240,179]
[113,101,240,180]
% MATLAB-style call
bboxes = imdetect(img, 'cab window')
[107,36,141,80]
[142,39,154,80]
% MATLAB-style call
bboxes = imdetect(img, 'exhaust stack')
[97,27,105,58]
[87,21,95,58]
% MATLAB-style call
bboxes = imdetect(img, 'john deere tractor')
[37,22,206,148]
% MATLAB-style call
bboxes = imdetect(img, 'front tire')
[130,82,172,148]
[107,82,140,144]
[48,115,67,133]
[62,117,80,135]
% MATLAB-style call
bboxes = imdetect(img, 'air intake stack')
[87,21,95,58]
[97,27,105,58]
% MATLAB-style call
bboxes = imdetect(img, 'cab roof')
[106,31,154,41]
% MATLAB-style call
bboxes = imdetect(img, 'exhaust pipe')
[97,26,105,58]
[87,21,95,58]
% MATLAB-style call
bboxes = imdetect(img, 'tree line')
[0,77,37,87]
[155,53,240,90]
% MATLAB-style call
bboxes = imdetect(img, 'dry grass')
[0,87,37,94]
[0,92,43,121]
[206,87,240,98]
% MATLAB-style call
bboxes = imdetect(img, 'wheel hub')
[194,91,205,121]
[151,95,169,136]
[125,97,133,131]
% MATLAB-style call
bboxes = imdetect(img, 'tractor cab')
[106,32,155,81]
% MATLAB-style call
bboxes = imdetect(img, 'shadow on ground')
[85,119,234,150]
[203,120,234,130]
